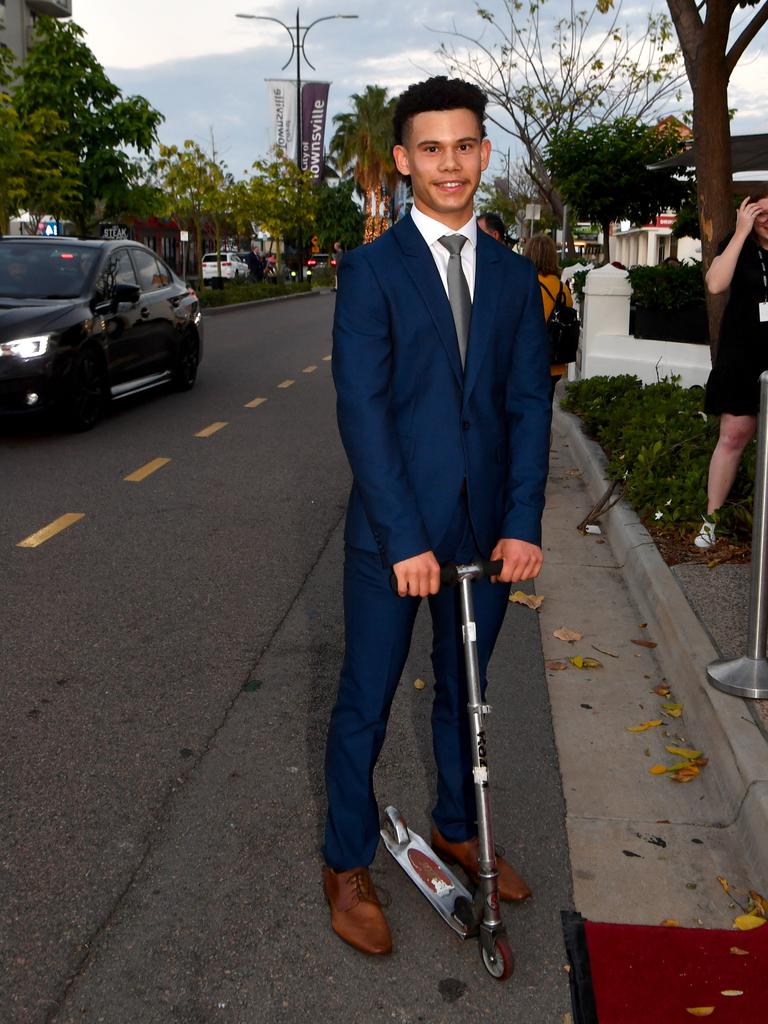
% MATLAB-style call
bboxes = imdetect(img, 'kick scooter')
[380,559,515,981]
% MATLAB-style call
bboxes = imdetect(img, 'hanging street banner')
[300,81,331,183]
[265,79,297,155]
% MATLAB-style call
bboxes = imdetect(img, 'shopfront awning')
[648,133,768,174]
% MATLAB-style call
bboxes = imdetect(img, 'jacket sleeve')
[500,259,553,545]
[331,248,431,566]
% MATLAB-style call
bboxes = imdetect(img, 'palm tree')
[329,86,398,242]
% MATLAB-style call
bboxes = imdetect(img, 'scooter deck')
[380,811,475,938]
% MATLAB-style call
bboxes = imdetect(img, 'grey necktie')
[438,234,471,369]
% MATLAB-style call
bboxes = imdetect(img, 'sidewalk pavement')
[542,401,768,926]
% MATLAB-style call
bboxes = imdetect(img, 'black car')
[0,237,204,430]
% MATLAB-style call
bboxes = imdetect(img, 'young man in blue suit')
[323,77,552,955]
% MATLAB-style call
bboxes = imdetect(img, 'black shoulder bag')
[541,281,580,364]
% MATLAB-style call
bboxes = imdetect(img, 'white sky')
[70,0,767,182]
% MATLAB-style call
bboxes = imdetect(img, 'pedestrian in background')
[332,240,344,291]
[523,233,574,402]
[477,211,507,245]
[245,243,264,283]
[696,188,768,548]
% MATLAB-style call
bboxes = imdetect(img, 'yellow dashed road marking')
[195,421,228,437]
[17,513,85,549]
[277,380,294,389]
[245,397,267,408]
[124,457,171,483]
[303,365,317,373]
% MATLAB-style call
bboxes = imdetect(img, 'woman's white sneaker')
[694,517,716,549]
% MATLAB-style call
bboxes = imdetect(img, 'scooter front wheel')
[481,934,515,981]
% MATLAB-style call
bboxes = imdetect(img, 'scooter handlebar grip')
[390,559,504,594]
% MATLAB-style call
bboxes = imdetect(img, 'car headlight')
[0,335,51,358]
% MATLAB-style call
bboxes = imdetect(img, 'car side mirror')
[112,282,141,309]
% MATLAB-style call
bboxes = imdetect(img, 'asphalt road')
[1,292,572,1024]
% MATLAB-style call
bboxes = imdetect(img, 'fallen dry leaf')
[413,678,427,690]
[685,1010,714,1018]
[661,702,684,718]
[553,627,582,643]
[509,590,544,610]
[632,638,658,648]
[626,719,663,733]
[733,913,767,931]
[569,655,603,670]
[652,684,672,696]
[667,746,703,759]
[717,876,731,895]
[729,946,749,956]
[660,918,680,926]
[748,890,768,917]
[720,991,744,997]
[670,765,700,783]
[545,660,569,671]
[592,644,618,658]
[649,765,669,775]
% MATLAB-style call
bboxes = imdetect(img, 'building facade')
[0,0,72,62]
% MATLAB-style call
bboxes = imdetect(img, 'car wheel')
[63,347,108,431]
[173,331,199,391]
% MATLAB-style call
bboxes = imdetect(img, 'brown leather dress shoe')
[323,866,393,955]
[431,829,532,902]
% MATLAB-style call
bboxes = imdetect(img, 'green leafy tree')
[313,179,364,252]
[329,86,397,242]
[248,149,318,268]
[0,45,81,233]
[438,1,685,241]
[155,140,230,280]
[12,17,163,234]
[546,118,688,261]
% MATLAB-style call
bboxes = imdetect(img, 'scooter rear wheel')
[481,934,514,981]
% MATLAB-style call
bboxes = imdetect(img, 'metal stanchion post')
[707,369,768,699]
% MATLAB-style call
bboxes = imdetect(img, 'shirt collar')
[410,206,477,251]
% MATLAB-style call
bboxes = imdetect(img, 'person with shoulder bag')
[523,234,579,401]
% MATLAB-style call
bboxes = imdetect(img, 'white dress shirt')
[410,206,477,300]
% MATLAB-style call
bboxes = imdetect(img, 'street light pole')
[236,8,358,281]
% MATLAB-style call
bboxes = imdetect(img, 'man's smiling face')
[393,108,491,229]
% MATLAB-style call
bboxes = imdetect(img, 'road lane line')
[195,422,228,437]
[244,397,267,408]
[124,457,171,483]
[17,513,85,549]
[322,355,331,361]
[277,380,294,389]
[303,365,317,373]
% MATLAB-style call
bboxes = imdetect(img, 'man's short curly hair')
[393,76,488,146]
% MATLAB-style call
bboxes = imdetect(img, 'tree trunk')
[601,219,612,264]
[690,52,731,347]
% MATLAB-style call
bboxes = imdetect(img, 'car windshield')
[0,242,98,299]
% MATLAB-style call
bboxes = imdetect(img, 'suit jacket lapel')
[463,231,503,401]
[392,217,463,387]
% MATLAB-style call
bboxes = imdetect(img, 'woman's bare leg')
[706,413,757,514]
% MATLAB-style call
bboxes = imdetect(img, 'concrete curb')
[201,288,324,318]
[555,403,768,887]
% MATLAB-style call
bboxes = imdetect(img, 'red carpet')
[584,919,768,1022]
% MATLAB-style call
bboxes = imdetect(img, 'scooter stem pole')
[458,575,502,930]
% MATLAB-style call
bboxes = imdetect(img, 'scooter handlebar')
[389,559,504,594]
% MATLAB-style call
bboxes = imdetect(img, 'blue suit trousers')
[323,498,511,871]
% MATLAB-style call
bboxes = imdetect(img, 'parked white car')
[201,251,249,282]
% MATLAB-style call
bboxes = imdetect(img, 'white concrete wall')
[577,264,712,388]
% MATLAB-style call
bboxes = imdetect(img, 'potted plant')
[627,262,709,343]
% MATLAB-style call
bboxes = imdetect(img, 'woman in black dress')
[696,189,768,548]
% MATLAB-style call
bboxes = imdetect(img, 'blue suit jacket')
[332,214,552,568]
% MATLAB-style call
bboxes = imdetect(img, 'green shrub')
[561,375,754,541]
[626,262,705,311]
[308,266,335,287]
[198,280,311,308]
